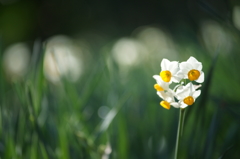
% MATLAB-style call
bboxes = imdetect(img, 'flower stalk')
[174,108,185,159]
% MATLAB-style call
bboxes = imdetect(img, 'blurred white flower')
[178,56,204,83]
[233,6,240,31]
[200,20,232,54]
[101,143,112,159]
[3,42,30,81]
[175,83,201,108]
[135,27,178,59]
[112,38,146,67]
[44,35,83,83]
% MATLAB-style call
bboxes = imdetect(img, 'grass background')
[1,0,240,158]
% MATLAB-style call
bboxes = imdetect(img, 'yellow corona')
[188,69,200,81]
[160,70,172,82]
[160,101,171,109]
[154,84,164,91]
[183,96,194,105]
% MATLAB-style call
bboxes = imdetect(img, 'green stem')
[174,108,185,159]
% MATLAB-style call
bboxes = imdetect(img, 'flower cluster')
[153,56,204,109]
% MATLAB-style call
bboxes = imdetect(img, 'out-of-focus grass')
[1,27,240,159]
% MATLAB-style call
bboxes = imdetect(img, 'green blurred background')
[1,0,240,158]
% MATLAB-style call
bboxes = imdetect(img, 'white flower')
[179,56,204,83]
[153,75,170,91]
[43,35,83,83]
[153,57,204,110]
[175,83,201,108]
[159,58,181,83]
[157,90,179,109]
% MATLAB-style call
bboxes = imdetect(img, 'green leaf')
[218,145,234,159]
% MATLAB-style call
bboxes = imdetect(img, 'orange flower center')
[183,96,194,105]
[154,84,164,91]
[188,69,200,81]
[160,101,170,109]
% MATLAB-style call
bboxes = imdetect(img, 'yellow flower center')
[160,70,172,82]
[154,84,164,91]
[188,69,200,81]
[183,96,194,105]
[160,101,170,109]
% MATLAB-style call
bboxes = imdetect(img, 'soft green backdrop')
[1,0,240,158]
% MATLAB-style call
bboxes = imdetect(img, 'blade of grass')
[59,127,70,159]
[4,136,17,159]
[30,133,38,159]
[117,114,129,159]
[34,42,46,116]
[93,91,132,139]
[218,145,234,159]
[79,59,106,109]
[39,141,50,159]
[203,108,219,159]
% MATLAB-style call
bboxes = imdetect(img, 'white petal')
[166,89,176,97]
[196,72,204,83]
[165,96,173,102]
[175,91,187,100]
[161,58,169,71]
[188,82,194,86]
[174,84,183,91]
[176,83,191,99]
[168,61,179,74]
[189,82,195,94]
[153,75,161,81]
[171,75,182,83]
[157,91,169,100]
[157,91,163,99]
[179,102,188,108]
[192,62,202,71]
[158,90,175,103]
[196,63,202,70]
[185,82,192,88]
[176,71,187,79]
[179,69,190,78]
[171,68,179,75]
[193,90,201,99]
[161,82,170,90]
[194,84,202,90]
[187,57,202,70]
[180,62,192,72]
[187,56,198,64]
[171,102,180,108]
[167,80,173,84]
[155,78,170,90]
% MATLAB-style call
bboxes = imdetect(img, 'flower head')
[179,56,204,83]
[175,83,201,108]
[160,59,181,83]
[153,56,203,110]
[157,90,179,109]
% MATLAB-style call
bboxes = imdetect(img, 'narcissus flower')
[179,56,204,83]
[157,91,179,109]
[175,83,201,108]
[153,56,203,110]
[159,59,181,83]
[153,75,170,91]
